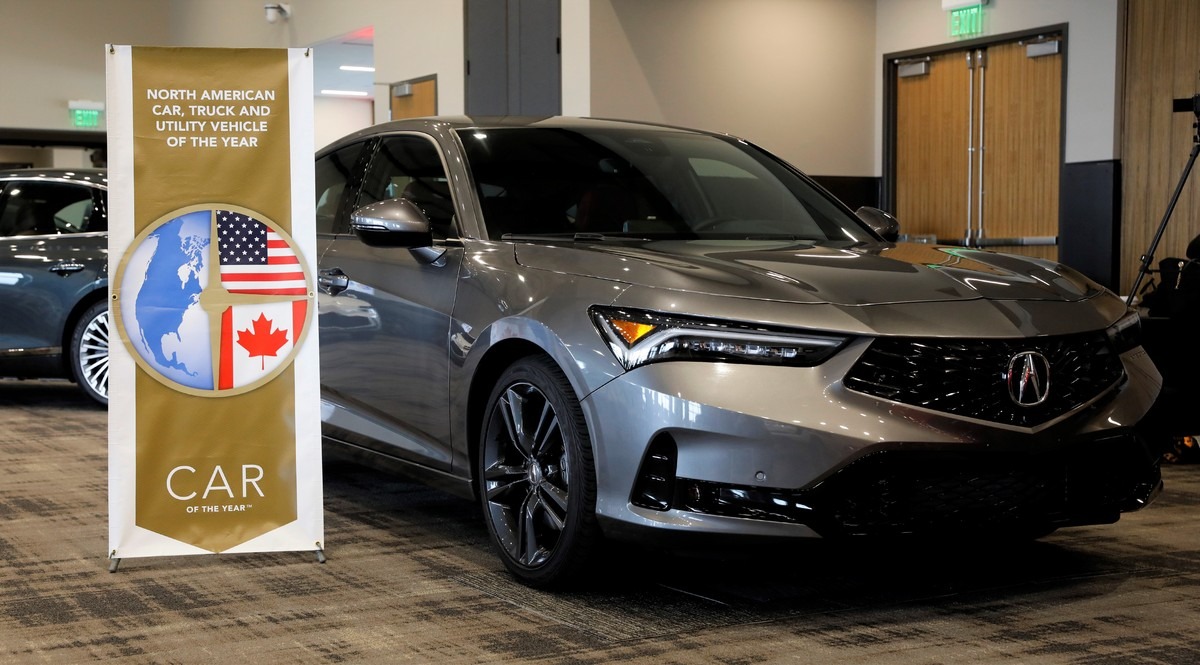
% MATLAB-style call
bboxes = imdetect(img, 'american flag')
[217,210,307,295]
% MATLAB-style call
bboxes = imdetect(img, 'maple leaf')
[236,312,289,370]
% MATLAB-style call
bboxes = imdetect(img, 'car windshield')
[457,126,876,244]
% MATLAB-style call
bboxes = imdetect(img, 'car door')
[0,178,107,360]
[317,133,464,470]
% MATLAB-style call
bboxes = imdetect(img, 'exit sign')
[950,5,984,38]
[68,100,105,129]
[70,108,102,128]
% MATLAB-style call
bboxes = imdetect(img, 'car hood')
[513,239,1104,306]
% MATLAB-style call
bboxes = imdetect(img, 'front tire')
[70,302,109,406]
[478,356,600,588]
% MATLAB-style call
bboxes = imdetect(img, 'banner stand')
[106,45,324,568]
[107,544,326,573]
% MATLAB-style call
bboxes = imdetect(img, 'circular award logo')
[114,205,313,396]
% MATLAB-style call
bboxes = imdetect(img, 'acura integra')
[313,117,1162,587]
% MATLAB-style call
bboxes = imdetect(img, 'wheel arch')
[458,306,623,501]
[465,338,548,500]
[60,288,108,377]
[466,339,605,587]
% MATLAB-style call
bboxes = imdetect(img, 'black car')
[0,168,109,404]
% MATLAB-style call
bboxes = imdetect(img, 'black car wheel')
[70,302,109,406]
[479,356,600,588]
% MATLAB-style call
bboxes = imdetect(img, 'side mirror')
[855,206,900,242]
[350,197,433,248]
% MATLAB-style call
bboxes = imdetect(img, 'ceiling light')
[321,89,370,97]
[339,65,375,72]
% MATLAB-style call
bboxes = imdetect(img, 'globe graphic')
[116,206,311,395]
[120,210,214,389]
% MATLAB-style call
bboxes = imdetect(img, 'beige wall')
[562,0,592,116]
[0,0,465,124]
[0,0,171,131]
[167,0,465,121]
[875,0,1123,168]
[0,147,53,168]
[0,0,463,154]
[314,97,375,151]
[0,0,1124,176]
[590,0,877,177]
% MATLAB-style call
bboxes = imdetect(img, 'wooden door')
[896,51,973,243]
[391,78,437,120]
[980,40,1062,260]
[1122,0,1200,294]
[893,37,1063,259]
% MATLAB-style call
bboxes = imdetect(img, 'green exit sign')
[70,108,102,128]
[950,5,984,38]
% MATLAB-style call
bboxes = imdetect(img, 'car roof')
[319,116,726,155]
[385,116,709,132]
[0,167,107,187]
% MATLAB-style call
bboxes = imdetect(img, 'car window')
[54,198,93,231]
[688,157,755,179]
[314,141,370,235]
[458,127,875,244]
[459,129,667,238]
[0,181,98,236]
[358,135,457,240]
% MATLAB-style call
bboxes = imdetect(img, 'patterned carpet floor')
[3,378,1200,664]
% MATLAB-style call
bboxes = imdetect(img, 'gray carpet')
[3,378,1199,663]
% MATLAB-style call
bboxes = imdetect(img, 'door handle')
[49,261,85,276]
[317,267,349,295]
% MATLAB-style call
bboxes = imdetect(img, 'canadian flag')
[217,300,307,390]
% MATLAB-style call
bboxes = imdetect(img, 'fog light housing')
[630,435,677,511]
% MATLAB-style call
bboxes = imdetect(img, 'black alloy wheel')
[479,356,599,588]
[71,302,109,406]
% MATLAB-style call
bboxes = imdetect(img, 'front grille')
[673,434,1161,536]
[818,458,1054,532]
[843,332,1124,427]
[805,438,1159,535]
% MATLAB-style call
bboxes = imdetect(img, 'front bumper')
[581,342,1162,542]
[673,433,1161,537]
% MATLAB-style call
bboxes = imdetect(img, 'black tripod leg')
[1128,141,1200,306]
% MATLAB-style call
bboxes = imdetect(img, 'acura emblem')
[1006,351,1051,406]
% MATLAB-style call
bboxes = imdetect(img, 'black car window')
[358,135,457,240]
[457,127,875,244]
[459,129,664,238]
[314,141,370,235]
[0,181,99,236]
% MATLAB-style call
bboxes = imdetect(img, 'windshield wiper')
[573,232,672,242]
[499,232,660,242]
[499,233,575,242]
[742,234,812,242]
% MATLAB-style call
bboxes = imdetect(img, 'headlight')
[590,306,849,371]
[1106,310,1142,353]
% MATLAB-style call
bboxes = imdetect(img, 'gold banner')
[118,47,304,552]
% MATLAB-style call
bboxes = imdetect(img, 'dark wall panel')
[809,175,881,212]
[516,0,561,116]
[1060,160,1121,292]
[466,0,560,116]
[465,0,509,116]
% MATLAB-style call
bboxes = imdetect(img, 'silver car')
[315,117,1162,587]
